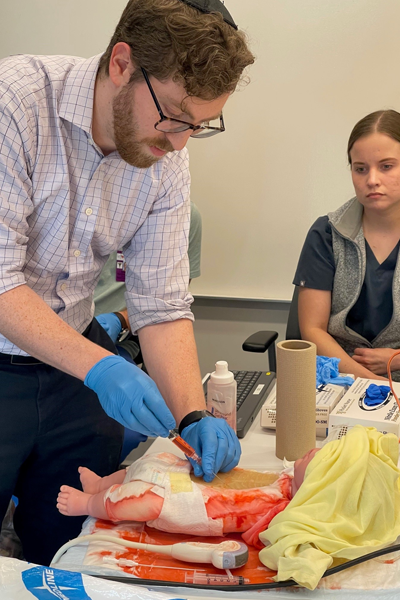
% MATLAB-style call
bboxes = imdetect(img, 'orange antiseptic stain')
[87,463,294,585]
[97,451,292,546]
[105,489,163,522]
[90,520,277,585]
[328,585,342,590]
[101,470,292,539]
[202,481,291,533]
[385,559,395,564]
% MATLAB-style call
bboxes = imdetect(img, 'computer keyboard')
[203,369,275,438]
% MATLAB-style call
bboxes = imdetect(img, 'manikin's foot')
[78,466,102,494]
[57,486,91,516]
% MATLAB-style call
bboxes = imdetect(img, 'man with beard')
[0,0,254,565]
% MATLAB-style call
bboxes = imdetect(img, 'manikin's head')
[96,0,255,168]
[347,110,400,214]
[292,448,320,496]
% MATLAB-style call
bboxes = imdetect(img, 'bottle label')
[210,406,229,421]
[207,390,236,431]
[209,391,233,415]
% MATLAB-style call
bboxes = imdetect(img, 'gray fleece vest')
[327,197,400,381]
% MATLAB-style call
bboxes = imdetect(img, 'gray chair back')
[285,286,301,340]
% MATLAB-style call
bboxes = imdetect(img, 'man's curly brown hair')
[98,0,255,100]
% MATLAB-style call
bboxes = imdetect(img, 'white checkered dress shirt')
[0,54,193,355]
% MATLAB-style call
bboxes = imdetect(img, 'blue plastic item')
[316,356,354,387]
[84,355,175,436]
[364,384,392,407]
[181,417,241,482]
[95,313,122,343]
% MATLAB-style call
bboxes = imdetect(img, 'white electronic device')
[329,377,400,436]
[51,535,249,570]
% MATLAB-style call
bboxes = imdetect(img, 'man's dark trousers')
[0,319,123,565]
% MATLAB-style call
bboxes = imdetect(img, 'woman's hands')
[297,288,391,380]
[352,348,400,376]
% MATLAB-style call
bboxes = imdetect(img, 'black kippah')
[178,0,238,30]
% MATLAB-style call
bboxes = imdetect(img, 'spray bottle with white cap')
[206,361,237,432]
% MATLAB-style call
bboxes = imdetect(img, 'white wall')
[3,2,400,303]
[188,0,400,300]
[0,1,127,58]
[192,298,289,375]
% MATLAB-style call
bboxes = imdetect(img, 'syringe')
[103,556,206,572]
[168,431,202,464]
[168,431,223,482]
[185,572,250,585]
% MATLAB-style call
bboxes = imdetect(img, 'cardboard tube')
[275,340,316,461]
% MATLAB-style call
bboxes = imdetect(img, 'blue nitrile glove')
[181,417,241,483]
[316,356,354,387]
[84,355,176,436]
[95,313,122,344]
[364,384,391,407]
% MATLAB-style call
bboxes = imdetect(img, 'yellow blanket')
[259,425,400,590]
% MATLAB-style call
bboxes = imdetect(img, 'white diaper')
[107,452,223,536]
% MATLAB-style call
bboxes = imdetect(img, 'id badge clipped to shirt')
[116,250,126,282]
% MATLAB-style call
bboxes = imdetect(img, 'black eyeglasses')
[141,68,225,139]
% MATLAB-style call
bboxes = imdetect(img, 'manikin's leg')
[57,486,109,519]
[57,467,126,518]
[78,467,126,494]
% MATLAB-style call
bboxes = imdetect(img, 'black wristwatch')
[178,409,215,435]
[113,312,130,342]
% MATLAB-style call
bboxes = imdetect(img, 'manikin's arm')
[292,448,320,496]
[298,287,386,379]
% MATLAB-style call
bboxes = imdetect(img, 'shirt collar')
[58,54,102,135]
[331,196,364,240]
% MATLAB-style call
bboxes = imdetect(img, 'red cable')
[387,350,400,413]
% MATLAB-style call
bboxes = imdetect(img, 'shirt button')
[74,250,81,257]
[85,207,93,216]
[60,283,67,291]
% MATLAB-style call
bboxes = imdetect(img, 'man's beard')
[112,84,174,168]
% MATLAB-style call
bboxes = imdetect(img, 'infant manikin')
[57,450,318,542]
[57,452,297,540]
[56,427,400,591]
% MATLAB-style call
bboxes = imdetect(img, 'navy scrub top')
[293,216,399,342]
